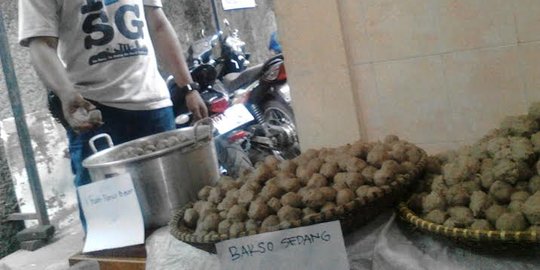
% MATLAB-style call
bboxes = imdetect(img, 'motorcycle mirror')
[175,114,191,125]
[201,29,206,38]
[223,19,230,27]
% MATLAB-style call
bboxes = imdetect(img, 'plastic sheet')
[146,214,540,270]
[145,227,219,270]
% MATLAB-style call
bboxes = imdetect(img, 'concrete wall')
[275,0,540,153]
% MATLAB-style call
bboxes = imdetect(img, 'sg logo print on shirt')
[81,0,148,65]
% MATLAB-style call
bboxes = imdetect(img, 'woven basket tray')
[397,202,540,252]
[170,153,427,253]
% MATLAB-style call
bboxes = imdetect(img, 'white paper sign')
[78,174,144,253]
[216,221,349,270]
[212,104,254,135]
[222,0,256,10]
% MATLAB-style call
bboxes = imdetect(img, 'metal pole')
[0,9,50,226]
[210,0,221,33]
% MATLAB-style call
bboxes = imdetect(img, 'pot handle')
[89,134,114,154]
[193,118,214,142]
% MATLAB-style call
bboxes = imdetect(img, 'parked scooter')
[168,21,299,175]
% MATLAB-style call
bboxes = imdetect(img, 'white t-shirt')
[18,0,172,111]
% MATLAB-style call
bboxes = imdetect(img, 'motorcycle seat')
[222,64,264,91]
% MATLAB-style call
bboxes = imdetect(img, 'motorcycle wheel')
[262,100,301,159]
[215,138,253,178]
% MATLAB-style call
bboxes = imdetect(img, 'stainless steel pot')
[82,123,219,228]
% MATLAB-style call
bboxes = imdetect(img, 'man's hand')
[185,91,208,121]
[145,7,207,120]
[60,92,103,133]
[28,37,102,132]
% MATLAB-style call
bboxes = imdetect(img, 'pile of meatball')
[181,136,425,238]
[117,133,190,160]
[411,102,540,232]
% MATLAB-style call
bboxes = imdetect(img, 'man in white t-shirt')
[18,0,208,231]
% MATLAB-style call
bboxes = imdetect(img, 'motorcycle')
[168,21,299,175]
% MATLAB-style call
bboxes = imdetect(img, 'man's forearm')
[145,7,192,87]
[28,37,76,100]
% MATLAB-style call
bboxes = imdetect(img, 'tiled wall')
[276,0,540,154]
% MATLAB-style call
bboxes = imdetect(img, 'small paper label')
[222,0,256,10]
[216,221,349,270]
[78,174,144,253]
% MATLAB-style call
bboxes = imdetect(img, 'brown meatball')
[366,145,390,168]
[355,185,371,198]
[280,192,303,208]
[267,197,282,213]
[422,192,446,213]
[277,205,302,223]
[197,186,212,201]
[237,189,256,205]
[424,209,448,225]
[334,172,364,190]
[248,200,271,221]
[301,188,326,209]
[249,164,274,183]
[229,222,246,238]
[217,196,238,211]
[306,158,324,173]
[200,213,220,232]
[245,219,259,232]
[345,158,368,173]
[302,207,317,216]
[470,219,493,230]
[183,208,199,229]
[227,205,247,222]
[383,134,400,146]
[296,165,316,182]
[485,204,508,224]
[469,191,492,218]
[446,185,470,207]
[277,177,302,193]
[336,188,356,206]
[496,212,528,231]
[523,191,540,225]
[218,219,232,235]
[373,169,394,186]
[264,155,280,170]
[278,160,298,174]
[511,191,531,202]
[321,202,337,213]
[194,201,217,217]
[529,175,540,194]
[319,186,338,201]
[207,187,225,204]
[381,160,402,174]
[489,181,514,204]
[361,166,378,184]
[447,207,474,227]
[260,183,285,200]
[261,215,280,233]
[319,162,340,178]
[307,174,328,188]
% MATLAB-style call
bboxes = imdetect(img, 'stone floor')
[0,210,83,270]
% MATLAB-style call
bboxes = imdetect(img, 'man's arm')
[145,7,208,120]
[28,37,100,132]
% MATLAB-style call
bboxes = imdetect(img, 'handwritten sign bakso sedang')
[216,221,349,270]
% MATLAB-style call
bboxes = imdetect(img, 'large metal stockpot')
[82,124,219,228]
